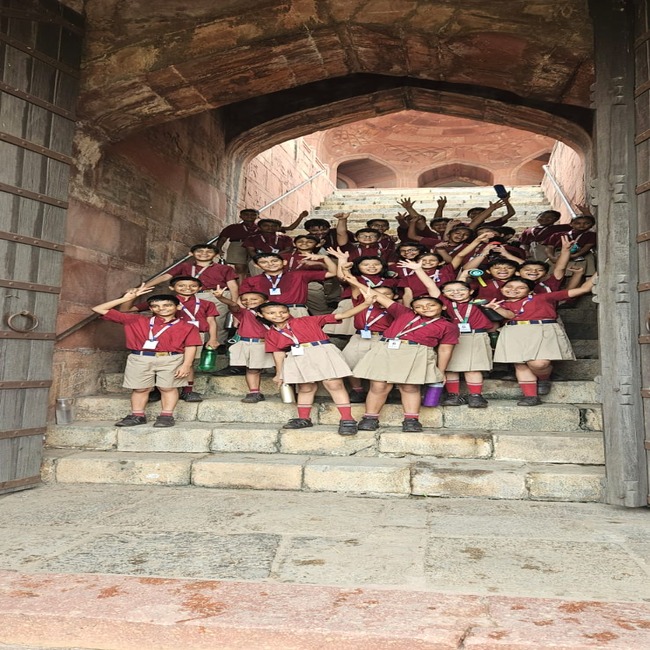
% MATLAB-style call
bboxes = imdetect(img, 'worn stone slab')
[379,430,492,458]
[304,457,411,494]
[192,454,306,490]
[318,402,443,428]
[580,405,604,431]
[210,423,279,453]
[279,426,377,455]
[46,422,117,450]
[54,451,197,486]
[197,397,298,424]
[442,401,581,432]
[40,449,79,484]
[75,396,200,422]
[493,431,605,465]
[526,464,605,502]
[117,424,212,453]
[553,359,601,380]
[481,380,598,403]
[412,459,528,499]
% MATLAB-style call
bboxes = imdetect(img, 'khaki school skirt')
[323,298,355,336]
[282,343,352,383]
[446,332,493,372]
[354,341,444,385]
[229,339,275,369]
[341,332,383,369]
[494,323,575,363]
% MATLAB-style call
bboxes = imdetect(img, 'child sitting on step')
[211,288,274,403]
[92,285,201,428]
[258,289,375,436]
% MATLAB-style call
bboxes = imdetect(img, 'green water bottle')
[198,345,217,372]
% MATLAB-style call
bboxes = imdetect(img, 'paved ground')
[0,484,649,648]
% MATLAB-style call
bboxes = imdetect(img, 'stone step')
[102,374,599,402]
[71,395,602,432]
[45,422,604,465]
[41,449,605,502]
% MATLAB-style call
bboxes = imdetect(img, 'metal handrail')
[55,159,333,342]
[542,164,577,220]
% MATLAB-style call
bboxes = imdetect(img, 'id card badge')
[269,287,282,296]
[291,345,305,356]
[360,329,372,339]
[143,339,159,350]
[189,320,200,328]
[387,339,401,350]
[271,248,280,253]
[458,323,472,333]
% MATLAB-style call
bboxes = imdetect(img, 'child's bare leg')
[515,362,541,405]
[527,359,553,395]
[130,388,151,412]
[397,383,421,417]
[464,370,488,407]
[323,378,355,423]
[159,387,180,413]
[245,369,261,391]
[296,382,318,420]
[365,380,393,416]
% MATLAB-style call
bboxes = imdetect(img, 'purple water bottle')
[422,382,444,407]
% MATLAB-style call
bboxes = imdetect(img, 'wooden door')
[0,0,82,494]
[634,0,650,505]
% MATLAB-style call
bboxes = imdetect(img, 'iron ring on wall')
[6,310,39,333]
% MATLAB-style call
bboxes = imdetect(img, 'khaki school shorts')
[123,353,188,389]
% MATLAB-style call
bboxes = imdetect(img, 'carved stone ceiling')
[79,0,593,141]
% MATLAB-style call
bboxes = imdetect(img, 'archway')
[335,157,397,188]
[418,163,494,188]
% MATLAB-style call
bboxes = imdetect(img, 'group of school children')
[92,194,597,435]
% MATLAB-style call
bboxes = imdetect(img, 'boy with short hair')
[215,208,260,277]
[243,218,294,256]
[92,286,201,428]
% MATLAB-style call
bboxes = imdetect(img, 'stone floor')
[0,484,649,648]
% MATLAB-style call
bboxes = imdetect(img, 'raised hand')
[298,210,309,219]
[326,246,349,261]
[397,197,415,210]
[437,196,447,208]
[574,202,592,216]
[124,283,152,299]
[333,212,350,220]
[484,299,505,310]
[560,235,572,251]
[358,285,377,304]
[212,285,226,298]
[397,259,422,270]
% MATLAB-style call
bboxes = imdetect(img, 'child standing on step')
[92,285,202,428]
[211,288,274,403]
[492,274,598,405]
[352,291,459,432]
[259,290,375,436]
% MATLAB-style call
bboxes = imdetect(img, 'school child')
[325,251,400,336]
[399,261,499,408]
[352,291,459,432]
[366,218,397,254]
[460,256,520,302]
[300,216,354,250]
[259,291,375,435]
[492,274,598,405]
[335,213,392,261]
[546,215,597,277]
[395,197,437,241]
[91,286,202,427]
[517,236,579,293]
[215,208,260,277]
[388,241,430,286]
[519,209,571,261]
[429,195,515,230]
[144,243,239,347]
[243,218,294,257]
[122,275,218,402]
[211,289,275,403]
[239,252,337,318]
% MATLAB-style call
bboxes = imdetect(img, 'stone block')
[379,430,492,459]
[210,424,279,453]
[75,396,200,422]
[279,427,377,456]
[318,402,443,428]
[46,423,117,450]
[493,431,604,465]
[40,449,78,483]
[205,375,277,397]
[197,398,297,424]
[54,451,196,485]
[303,457,411,494]
[442,401,581,432]
[580,405,603,431]
[571,339,600,359]
[526,465,605,502]
[481,380,597,403]
[412,459,528,499]
[553,359,600,381]
[192,454,305,490]
[117,424,212,453]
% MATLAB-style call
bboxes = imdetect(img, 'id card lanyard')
[387,315,438,349]
[361,275,383,288]
[143,316,179,349]
[265,272,283,296]
[275,323,304,356]
[451,301,473,333]
[511,295,534,320]
[191,263,212,279]
[265,232,280,253]
[179,297,201,327]
[360,305,385,339]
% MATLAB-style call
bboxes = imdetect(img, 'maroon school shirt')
[340,273,400,299]
[240,270,328,305]
[281,251,327,271]
[546,230,597,250]
[382,303,459,347]
[351,296,393,333]
[341,242,392,261]
[503,290,571,321]
[102,310,202,352]
[233,308,270,339]
[397,224,436,242]
[243,232,293,253]
[520,224,571,246]
[533,276,562,293]
[264,314,338,352]
[405,265,457,296]
[135,295,217,333]
[168,261,237,290]
[219,222,259,242]
[439,297,494,331]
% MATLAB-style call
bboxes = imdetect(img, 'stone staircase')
[314,185,550,232]
[43,298,604,502]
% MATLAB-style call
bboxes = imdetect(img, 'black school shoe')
[441,393,466,406]
[349,390,367,404]
[282,418,313,429]
[115,414,147,427]
[402,419,423,432]
[517,396,542,407]
[338,420,358,436]
[179,390,203,402]
[211,366,246,376]
[357,417,380,431]
[153,414,175,427]
[467,394,488,408]
[537,380,552,396]
[241,392,265,403]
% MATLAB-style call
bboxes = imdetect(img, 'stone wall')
[541,142,588,222]
[53,111,231,400]
[241,138,335,224]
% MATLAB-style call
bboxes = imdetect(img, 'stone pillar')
[589,0,648,506]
